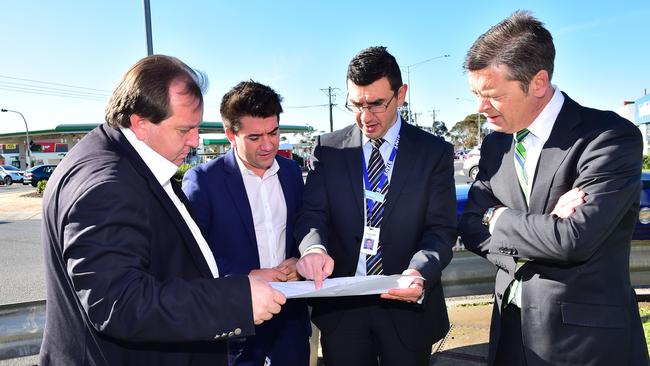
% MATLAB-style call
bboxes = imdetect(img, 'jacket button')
[234,328,242,335]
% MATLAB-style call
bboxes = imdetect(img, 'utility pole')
[429,108,439,127]
[412,112,422,126]
[143,0,153,55]
[320,87,338,132]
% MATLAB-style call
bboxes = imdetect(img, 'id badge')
[365,189,385,203]
[360,226,380,255]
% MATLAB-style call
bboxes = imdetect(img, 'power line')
[0,74,112,92]
[284,104,329,109]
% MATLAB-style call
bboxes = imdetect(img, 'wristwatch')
[482,206,497,226]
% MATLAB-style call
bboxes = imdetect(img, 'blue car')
[456,172,650,241]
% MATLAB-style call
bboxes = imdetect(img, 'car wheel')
[3,176,13,185]
[31,179,38,187]
[469,166,479,181]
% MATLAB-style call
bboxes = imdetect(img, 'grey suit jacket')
[459,93,649,365]
[295,121,457,350]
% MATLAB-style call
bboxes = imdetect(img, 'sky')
[0,1,649,136]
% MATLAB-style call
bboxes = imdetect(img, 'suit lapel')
[382,122,416,220]
[528,94,580,213]
[342,127,365,219]
[223,151,258,253]
[103,125,214,278]
[502,137,528,210]
[277,158,295,258]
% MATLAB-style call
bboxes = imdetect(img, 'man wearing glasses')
[295,46,457,365]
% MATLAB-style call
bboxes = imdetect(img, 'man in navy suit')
[39,55,285,366]
[183,81,310,366]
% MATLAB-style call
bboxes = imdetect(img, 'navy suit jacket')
[39,124,253,366]
[182,150,309,336]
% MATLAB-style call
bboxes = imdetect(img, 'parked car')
[455,171,650,241]
[23,164,56,187]
[0,165,24,185]
[462,148,481,180]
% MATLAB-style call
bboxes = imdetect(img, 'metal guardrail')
[0,300,44,361]
[2,240,650,361]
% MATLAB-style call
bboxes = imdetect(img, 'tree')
[431,121,449,138]
[399,103,410,122]
[450,114,483,149]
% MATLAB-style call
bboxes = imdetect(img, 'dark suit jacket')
[295,121,457,350]
[181,150,310,341]
[39,124,254,366]
[459,94,649,365]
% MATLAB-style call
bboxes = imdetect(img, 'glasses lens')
[367,105,387,113]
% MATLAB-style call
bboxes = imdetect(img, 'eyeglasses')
[345,93,397,113]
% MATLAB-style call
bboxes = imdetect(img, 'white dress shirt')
[234,149,287,268]
[355,116,402,276]
[121,127,219,278]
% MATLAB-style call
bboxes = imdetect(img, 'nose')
[187,128,200,148]
[477,96,492,114]
[359,109,374,123]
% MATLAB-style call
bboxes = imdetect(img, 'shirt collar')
[361,114,402,147]
[120,127,179,186]
[525,85,565,143]
[233,147,280,178]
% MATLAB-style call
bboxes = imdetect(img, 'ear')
[396,84,408,107]
[530,70,550,98]
[129,114,148,141]
[225,128,237,148]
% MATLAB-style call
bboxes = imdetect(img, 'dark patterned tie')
[366,138,387,276]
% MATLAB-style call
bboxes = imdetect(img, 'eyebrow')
[247,126,279,138]
[349,97,386,105]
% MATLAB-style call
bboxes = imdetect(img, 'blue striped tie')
[366,138,386,276]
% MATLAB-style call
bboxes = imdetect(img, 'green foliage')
[36,179,47,195]
[640,306,650,355]
[643,155,650,170]
[450,114,483,149]
[173,164,193,183]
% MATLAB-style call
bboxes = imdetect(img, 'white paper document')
[269,275,417,299]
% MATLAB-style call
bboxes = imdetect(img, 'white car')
[462,148,481,180]
[0,165,24,185]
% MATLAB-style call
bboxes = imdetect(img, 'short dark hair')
[105,55,207,129]
[347,46,403,93]
[220,80,283,133]
[464,10,555,93]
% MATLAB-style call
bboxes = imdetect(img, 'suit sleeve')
[461,124,642,265]
[63,181,254,342]
[409,142,458,282]
[181,167,212,236]
[294,136,329,254]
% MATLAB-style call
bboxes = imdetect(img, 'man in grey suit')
[458,11,648,365]
[295,46,457,365]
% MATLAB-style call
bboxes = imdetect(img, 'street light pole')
[1,108,31,168]
[403,54,450,125]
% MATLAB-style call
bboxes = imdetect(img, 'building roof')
[0,122,313,139]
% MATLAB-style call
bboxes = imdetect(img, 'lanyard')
[362,135,400,213]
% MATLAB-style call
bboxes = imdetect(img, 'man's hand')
[551,188,585,219]
[249,268,288,282]
[380,269,424,303]
[296,249,334,290]
[248,276,286,325]
[274,257,301,281]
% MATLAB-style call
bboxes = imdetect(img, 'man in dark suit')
[182,81,310,366]
[458,11,648,366]
[39,55,285,366]
[295,46,457,366]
